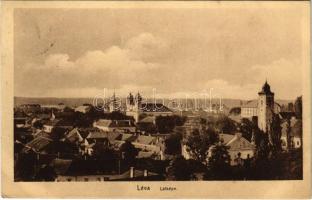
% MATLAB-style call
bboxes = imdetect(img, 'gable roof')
[139,116,155,123]
[118,133,138,142]
[95,119,134,128]
[23,136,53,153]
[74,105,91,113]
[219,133,235,144]
[87,131,121,142]
[64,128,83,143]
[135,135,156,145]
[226,134,254,150]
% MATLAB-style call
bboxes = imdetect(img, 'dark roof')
[95,119,135,128]
[141,103,172,113]
[87,131,121,142]
[52,158,160,179]
[63,128,83,143]
[279,112,296,120]
[14,111,29,119]
[258,81,274,95]
[23,136,53,153]
[33,130,51,138]
[44,119,73,127]
[117,133,137,142]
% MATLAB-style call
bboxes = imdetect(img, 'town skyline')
[14,6,305,100]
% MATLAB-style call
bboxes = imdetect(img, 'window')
[97,177,101,181]
[84,178,89,182]
[297,141,300,146]
[67,178,72,182]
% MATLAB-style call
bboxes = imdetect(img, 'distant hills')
[14,96,294,109]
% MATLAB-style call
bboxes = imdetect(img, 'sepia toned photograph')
[1,1,311,198]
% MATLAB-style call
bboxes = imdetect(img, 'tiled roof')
[95,119,134,128]
[135,135,156,145]
[23,136,53,153]
[219,133,235,144]
[33,130,51,138]
[226,134,254,150]
[139,116,155,123]
[44,119,73,127]
[64,128,83,143]
[118,133,137,142]
[137,151,155,158]
[87,131,121,142]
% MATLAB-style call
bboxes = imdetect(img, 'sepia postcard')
[1,1,311,198]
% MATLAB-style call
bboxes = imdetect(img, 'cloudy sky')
[14,5,306,100]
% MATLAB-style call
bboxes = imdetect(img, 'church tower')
[126,92,135,111]
[257,81,274,133]
[126,92,142,122]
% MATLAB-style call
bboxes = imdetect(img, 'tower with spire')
[109,91,120,112]
[257,80,275,133]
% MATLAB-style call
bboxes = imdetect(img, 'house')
[74,105,92,114]
[18,104,41,114]
[240,100,281,119]
[14,111,29,128]
[218,133,255,166]
[43,119,74,133]
[181,133,255,166]
[22,135,53,154]
[93,119,136,133]
[52,159,163,181]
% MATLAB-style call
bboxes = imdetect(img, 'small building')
[218,133,255,166]
[74,105,92,114]
[93,119,136,133]
[18,104,41,114]
[43,119,74,133]
[52,159,163,181]
[182,133,255,166]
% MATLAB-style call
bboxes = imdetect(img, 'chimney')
[130,167,135,178]
[144,169,148,177]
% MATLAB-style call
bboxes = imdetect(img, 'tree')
[204,143,231,180]
[229,107,241,115]
[33,120,43,129]
[269,114,282,152]
[240,118,255,141]
[166,156,194,180]
[185,128,218,164]
[164,134,182,155]
[119,141,138,167]
[155,115,187,133]
[294,96,302,119]
[215,115,237,133]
